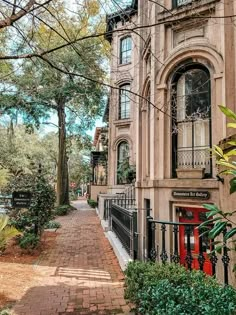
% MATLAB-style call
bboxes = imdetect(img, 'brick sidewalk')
[12,201,131,315]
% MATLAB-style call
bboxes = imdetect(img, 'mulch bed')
[0,231,57,265]
[0,231,58,310]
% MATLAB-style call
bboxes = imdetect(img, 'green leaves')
[229,177,236,194]
[219,105,236,121]
[202,204,222,218]
[125,262,236,315]
[0,215,21,252]
[208,221,227,239]
[224,227,236,241]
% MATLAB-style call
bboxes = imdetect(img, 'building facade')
[105,3,138,194]
[89,127,108,201]
[105,0,236,285]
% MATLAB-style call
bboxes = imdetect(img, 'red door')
[179,207,212,275]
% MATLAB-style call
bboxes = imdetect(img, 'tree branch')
[1,12,236,60]
[0,0,36,29]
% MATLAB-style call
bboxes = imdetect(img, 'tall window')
[172,66,211,177]
[117,141,129,184]
[120,37,132,64]
[119,84,130,119]
[146,86,151,176]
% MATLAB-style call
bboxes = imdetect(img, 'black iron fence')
[111,203,138,259]
[147,218,231,285]
[103,184,137,258]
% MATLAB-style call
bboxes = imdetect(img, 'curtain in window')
[175,68,211,174]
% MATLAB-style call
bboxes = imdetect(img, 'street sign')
[12,191,31,208]
[172,190,210,200]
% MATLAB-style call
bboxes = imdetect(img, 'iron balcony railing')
[111,203,138,259]
[147,218,231,285]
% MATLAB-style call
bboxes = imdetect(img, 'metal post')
[198,227,205,271]
[222,228,230,285]
[160,224,168,263]
[171,225,180,263]
[150,221,157,262]
[185,225,193,270]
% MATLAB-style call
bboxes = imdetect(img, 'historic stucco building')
[103,0,236,285]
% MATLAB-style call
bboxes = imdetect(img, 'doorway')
[179,207,212,275]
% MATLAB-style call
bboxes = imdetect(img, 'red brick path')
[12,200,131,315]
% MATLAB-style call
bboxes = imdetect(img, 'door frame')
[173,203,212,275]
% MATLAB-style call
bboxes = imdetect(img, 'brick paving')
[12,200,131,315]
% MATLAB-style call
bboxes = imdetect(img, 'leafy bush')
[18,232,40,250]
[69,192,78,201]
[201,106,236,271]
[124,262,236,315]
[8,174,56,237]
[54,205,71,216]
[138,279,236,315]
[87,199,98,208]
[44,220,61,229]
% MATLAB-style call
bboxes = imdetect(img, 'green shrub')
[9,173,56,237]
[87,199,98,208]
[18,232,40,249]
[44,220,61,229]
[124,262,236,315]
[54,205,70,216]
[69,192,78,201]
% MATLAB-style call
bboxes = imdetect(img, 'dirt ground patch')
[0,231,57,310]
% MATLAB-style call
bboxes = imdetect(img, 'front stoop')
[105,230,133,271]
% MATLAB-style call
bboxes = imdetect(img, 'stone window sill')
[113,119,132,127]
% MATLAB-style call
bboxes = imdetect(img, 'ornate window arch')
[171,63,212,177]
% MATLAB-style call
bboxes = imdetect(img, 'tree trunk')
[57,103,69,206]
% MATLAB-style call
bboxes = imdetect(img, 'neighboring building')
[105,1,138,194]
[103,0,236,285]
[89,127,108,201]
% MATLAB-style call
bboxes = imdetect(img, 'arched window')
[117,141,129,184]
[119,84,130,119]
[172,65,211,177]
[120,36,132,64]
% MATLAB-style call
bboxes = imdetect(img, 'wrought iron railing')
[177,146,211,174]
[103,183,137,258]
[111,203,138,259]
[147,218,231,285]
[103,197,136,221]
[123,183,136,200]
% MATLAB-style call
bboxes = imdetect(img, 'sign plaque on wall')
[12,191,32,208]
[172,190,210,200]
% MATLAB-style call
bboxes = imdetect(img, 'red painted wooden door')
[179,207,212,275]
